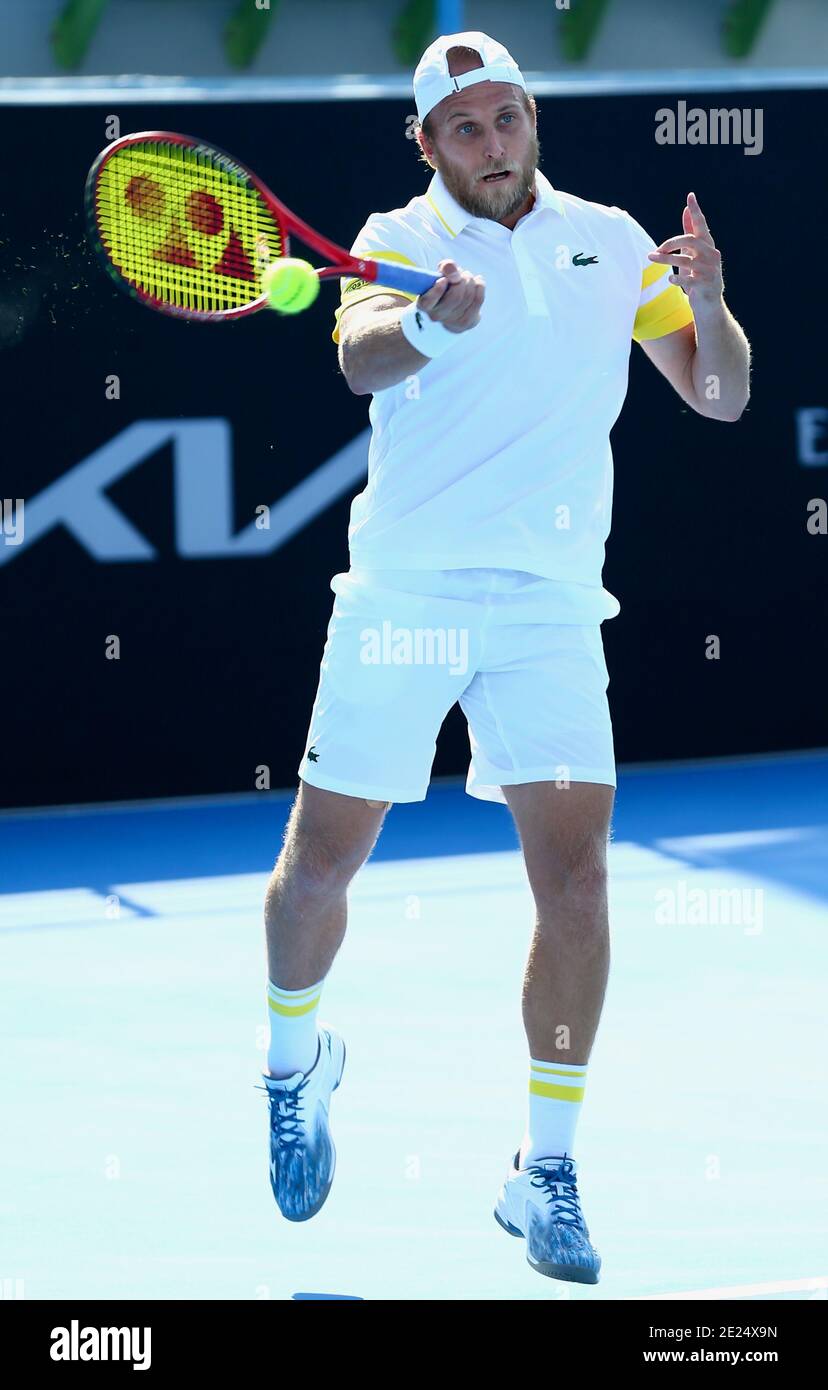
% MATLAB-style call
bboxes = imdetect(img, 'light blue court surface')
[1,753,827,1302]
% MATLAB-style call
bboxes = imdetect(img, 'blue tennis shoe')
[494,1151,601,1284]
[258,1025,346,1222]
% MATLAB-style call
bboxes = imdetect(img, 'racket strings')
[92,139,284,317]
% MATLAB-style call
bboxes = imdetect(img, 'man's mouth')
[481,170,512,183]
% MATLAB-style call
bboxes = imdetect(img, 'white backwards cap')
[413,31,526,124]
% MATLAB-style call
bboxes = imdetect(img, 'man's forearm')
[338,261,485,395]
[689,299,751,422]
[339,306,431,396]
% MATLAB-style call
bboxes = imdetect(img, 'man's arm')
[337,259,485,396]
[639,306,751,422]
[640,190,750,423]
[337,293,427,396]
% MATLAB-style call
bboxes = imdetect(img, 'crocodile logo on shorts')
[307,745,319,762]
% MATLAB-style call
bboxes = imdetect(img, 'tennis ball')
[262,258,320,314]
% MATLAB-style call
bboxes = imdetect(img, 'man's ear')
[416,129,437,170]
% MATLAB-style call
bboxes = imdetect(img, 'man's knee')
[278,834,355,900]
[273,787,387,899]
[268,829,357,914]
[529,842,609,918]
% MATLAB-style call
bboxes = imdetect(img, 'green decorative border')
[559,0,612,64]
[51,0,110,71]
[722,0,777,59]
[225,0,279,70]
[394,0,435,69]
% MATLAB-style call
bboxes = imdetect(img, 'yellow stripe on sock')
[530,1065,587,1078]
[268,982,321,1000]
[268,993,321,1017]
[529,1080,586,1101]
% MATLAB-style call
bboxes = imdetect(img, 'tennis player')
[259,32,750,1283]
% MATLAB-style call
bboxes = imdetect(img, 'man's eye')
[458,124,474,135]
[500,113,514,124]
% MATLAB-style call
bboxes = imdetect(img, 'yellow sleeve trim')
[633,284,695,343]
[331,251,419,344]
[642,260,677,291]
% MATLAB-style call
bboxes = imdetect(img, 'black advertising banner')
[1,90,826,809]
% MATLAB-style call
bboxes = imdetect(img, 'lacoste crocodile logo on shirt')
[572,252,599,266]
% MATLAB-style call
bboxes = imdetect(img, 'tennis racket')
[84,130,441,322]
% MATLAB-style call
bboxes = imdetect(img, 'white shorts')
[298,568,616,805]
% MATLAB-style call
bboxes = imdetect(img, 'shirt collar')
[425,166,566,238]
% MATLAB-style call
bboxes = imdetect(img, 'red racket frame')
[85,130,413,322]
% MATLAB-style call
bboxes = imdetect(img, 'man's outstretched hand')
[647,192,724,309]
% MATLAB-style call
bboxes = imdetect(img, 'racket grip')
[370,263,441,297]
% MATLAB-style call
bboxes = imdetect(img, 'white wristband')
[399,300,458,359]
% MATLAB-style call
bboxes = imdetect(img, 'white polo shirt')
[332,168,694,620]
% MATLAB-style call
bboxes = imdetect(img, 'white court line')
[636,1276,828,1300]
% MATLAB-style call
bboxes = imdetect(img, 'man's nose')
[482,130,507,160]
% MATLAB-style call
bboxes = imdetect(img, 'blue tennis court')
[2,751,826,1301]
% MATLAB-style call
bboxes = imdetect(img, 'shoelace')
[255,1078,310,1149]
[527,1157,583,1226]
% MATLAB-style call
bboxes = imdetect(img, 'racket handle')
[369,263,441,296]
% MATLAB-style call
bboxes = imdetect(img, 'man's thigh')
[504,780,615,902]
[282,781,390,880]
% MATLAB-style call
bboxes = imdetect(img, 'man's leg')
[260,782,388,1220]
[266,782,388,986]
[263,782,388,1076]
[259,570,474,1219]
[503,779,614,1164]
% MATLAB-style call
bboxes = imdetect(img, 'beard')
[435,131,541,222]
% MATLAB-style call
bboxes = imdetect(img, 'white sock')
[266,978,324,1079]
[519,1057,588,1168]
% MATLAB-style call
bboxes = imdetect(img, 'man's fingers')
[654,227,715,254]
[414,266,485,333]
[418,277,446,305]
[651,251,696,271]
[650,234,715,253]
[450,275,479,311]
[471,276,486,307]
[457,276,486,325]
[418,259,466,309]
[448,279,486,331]
[687,191,710,235]
[429,272,481,323]
[651,234,698,250]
